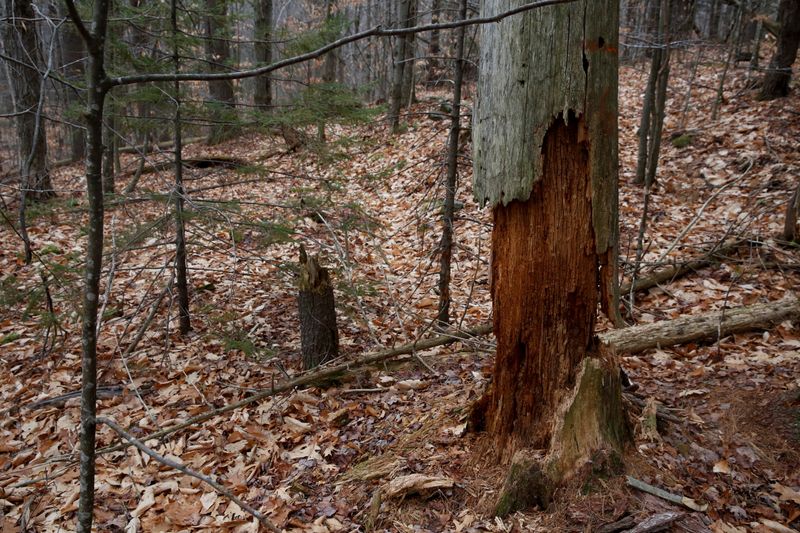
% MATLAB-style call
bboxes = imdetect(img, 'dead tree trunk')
[472,0,626,514]
[298,247,338,370]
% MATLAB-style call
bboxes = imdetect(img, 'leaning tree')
[470,0,629,515]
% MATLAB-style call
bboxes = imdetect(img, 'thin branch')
[108,0,577,86]
[62,0,94,47]
[97,417,281,533]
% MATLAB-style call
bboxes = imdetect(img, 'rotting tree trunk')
[472,0,626,514]
[1,0,54,201]
[254,0,273,110]
[298,246,338,370]
[759,0,800,100]
[436,0,468,328]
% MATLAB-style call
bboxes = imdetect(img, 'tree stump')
[298,246,338,370]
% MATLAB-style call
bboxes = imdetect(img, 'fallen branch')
[96,324,493,456]
[98,417,280,533]
[602,294,799,354]
[620,238,744,295]
[626,476,706,512]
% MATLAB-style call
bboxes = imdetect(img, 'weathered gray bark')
[1,0,54,201]
[759,0,800,99]
[254,0,273,109]
[298,247,338,370]
[472,0,626,513]
[437,0,468,327]
[603,295,800,354]
[473,0,620,320]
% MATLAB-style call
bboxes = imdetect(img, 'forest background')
[0,0,799,531]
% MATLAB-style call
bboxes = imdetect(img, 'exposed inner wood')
[486,113,599,457]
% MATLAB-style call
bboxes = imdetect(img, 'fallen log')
[620,238,743,295]
[601,295,800,354]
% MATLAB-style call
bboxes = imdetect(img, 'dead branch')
[620,238,744,295]
[97,416,280,533]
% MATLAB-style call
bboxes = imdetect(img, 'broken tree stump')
[298,246,338,370]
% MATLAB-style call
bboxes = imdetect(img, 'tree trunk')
[73,0,111,529]
[254,0,273,110]
[389,0,411,133]
[401,0,417,108]
[298,247,338,370]
[426,0,443,86]
[472,0,626,512]
[61,19,87,163]
[1,0,54,201]
[759,0,800,100]
[205,0,237,143]
[322,0,338,85]
[173,0,191,335]
[635,0,671,186]
[437,0,467,327]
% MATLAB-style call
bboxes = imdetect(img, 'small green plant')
[0,332,21,345]
[0,276,24,307]
[670,133,694,149]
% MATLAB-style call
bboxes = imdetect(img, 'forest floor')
[1,53,799,532]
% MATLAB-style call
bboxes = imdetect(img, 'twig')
[97,417,280,533]
[652,160,753,266]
